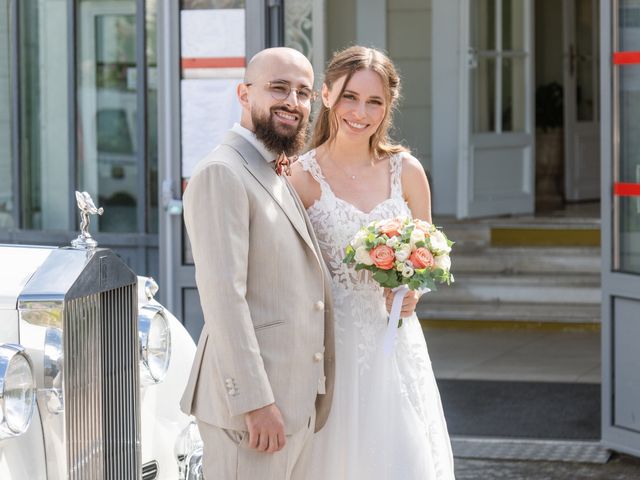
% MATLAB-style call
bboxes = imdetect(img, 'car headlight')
[138,305,171,385]
[0,344,37,439]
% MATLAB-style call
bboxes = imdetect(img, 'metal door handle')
[162,179,183,216]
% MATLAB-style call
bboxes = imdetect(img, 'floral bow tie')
[275,152,296,176]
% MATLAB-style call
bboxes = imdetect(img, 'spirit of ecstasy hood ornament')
[71,191,103,249]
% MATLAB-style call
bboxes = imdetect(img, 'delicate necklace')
[325,153,373,181]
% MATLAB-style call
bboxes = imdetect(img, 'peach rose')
[370,245,395,270]
[409,247,435,269]
[379,219,403,238]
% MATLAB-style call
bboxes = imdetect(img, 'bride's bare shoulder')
[290,152,322,209]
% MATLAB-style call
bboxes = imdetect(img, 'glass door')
[459,0,534,218]
[77,1,139,233]
[601,0,640,457]
[159,0,274,339]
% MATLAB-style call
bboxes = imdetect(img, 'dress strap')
[298,149,332,194]
[389,152,405,199]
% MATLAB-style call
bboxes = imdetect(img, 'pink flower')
[379,219,403,238]
[409,247,435,269]
[370,245,395,270]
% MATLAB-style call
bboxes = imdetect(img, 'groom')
[180,47,335,479]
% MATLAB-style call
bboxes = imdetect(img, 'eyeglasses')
[245,81,318,104]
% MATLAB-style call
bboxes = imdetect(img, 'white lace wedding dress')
[299,150,455,480]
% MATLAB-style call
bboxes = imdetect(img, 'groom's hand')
[245,403,286,453]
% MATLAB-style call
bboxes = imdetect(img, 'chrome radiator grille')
[64,284,140,479]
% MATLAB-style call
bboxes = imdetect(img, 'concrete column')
[431,0,461,216]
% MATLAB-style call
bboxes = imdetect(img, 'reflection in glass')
[502,0,525,51]
[0,0,13,228]
[472,57,496,133]
[471,0,496,51]
[285,0,313,61]
[502,57,526,132]
[77,3,138,233]
[147,0,159,233]
[19,0,70,230]
[575,0,595,122]
[617,65,640,273]
[619,0,640,51]
[181,0,244,9]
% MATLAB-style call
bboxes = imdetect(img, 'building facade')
[1,0,639,456]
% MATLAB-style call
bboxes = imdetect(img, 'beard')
[252,106,308,157]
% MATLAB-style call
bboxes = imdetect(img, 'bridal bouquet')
[343,217,454,353]
[342,217,454,291]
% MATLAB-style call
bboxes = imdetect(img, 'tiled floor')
[424,326,601,383]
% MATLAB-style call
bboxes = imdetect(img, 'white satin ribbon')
[383,285,410,355]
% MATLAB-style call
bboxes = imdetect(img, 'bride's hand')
[384,288,420,317]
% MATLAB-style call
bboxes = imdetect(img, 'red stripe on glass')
[613,52,640,65]
[614,183,640,197]
[181,57,246,69]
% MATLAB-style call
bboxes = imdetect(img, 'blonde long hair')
[311,46,408,158]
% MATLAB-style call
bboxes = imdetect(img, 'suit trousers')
[197,409,316,480]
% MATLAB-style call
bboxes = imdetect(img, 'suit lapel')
[223,132,317,256]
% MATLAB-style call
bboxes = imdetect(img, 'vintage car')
[0,238,204,479]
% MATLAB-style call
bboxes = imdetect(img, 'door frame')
[157,0,287,329]
[563,0,601,202]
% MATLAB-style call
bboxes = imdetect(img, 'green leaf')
[386,276,401,288]
[373,270,389,284]
[414,240,426,248]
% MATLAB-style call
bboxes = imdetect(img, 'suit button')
[314,352,324,362]
[314,301,325,311]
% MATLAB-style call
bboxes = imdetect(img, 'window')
[18,0,71,230]
[0,0,13,229]
[471,0,527,134]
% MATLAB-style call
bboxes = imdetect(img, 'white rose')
[395,244,412,262]
[386,236,400,248]
[410,229,426,248]
[351,230,368,249]
[395,261,405,272]
[430,230,451,254]
[401,265,415,278]
[434,254,451,272]
[354,246,374,265]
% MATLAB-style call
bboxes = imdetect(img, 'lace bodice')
[299,149,412,296]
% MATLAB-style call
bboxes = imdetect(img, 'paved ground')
[454,454,640,480]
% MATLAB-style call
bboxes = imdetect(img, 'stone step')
[453,247,601,275]
[439,216,601,249]
[417,301,601,324]
[429,273,600,305]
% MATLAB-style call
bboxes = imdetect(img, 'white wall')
[388,0,433,171]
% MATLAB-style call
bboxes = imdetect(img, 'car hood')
[0,245,54,310]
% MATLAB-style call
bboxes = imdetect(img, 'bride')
[290,46,455,479]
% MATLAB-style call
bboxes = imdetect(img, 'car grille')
[142,460,160,480]
[65,284,140,479]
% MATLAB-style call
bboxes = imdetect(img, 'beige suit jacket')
[180,131,335,434]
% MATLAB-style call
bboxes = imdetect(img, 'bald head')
[244,47,313,85]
